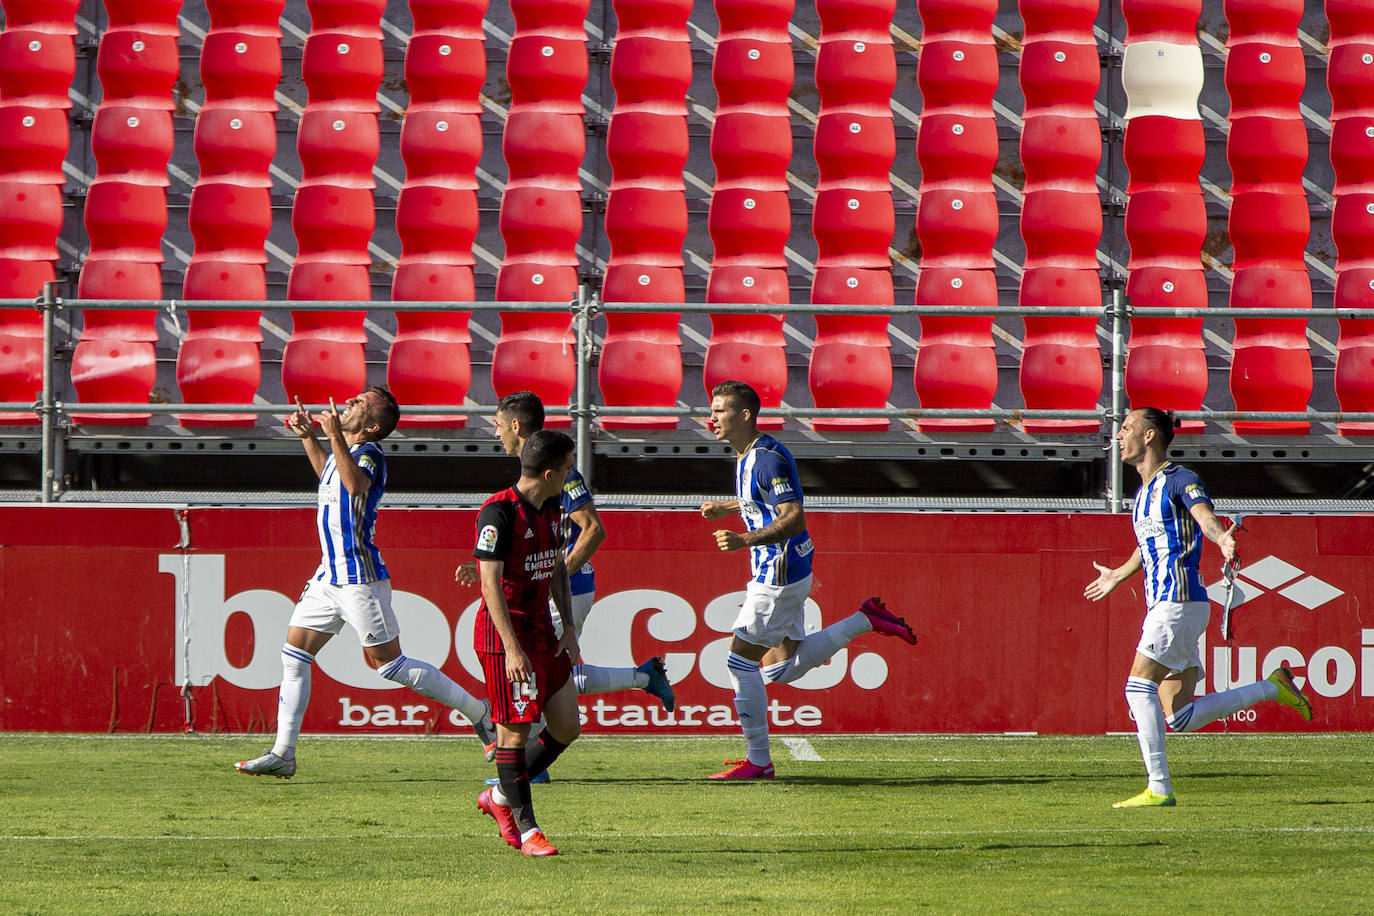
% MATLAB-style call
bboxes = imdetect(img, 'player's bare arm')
[1192,503,1238,562]
[713,499,805,552]
[479,557,532,684]
[563,502,605,574]
[700,499,739,521]
[322,397,372,497]
[549,554,579,662]
[287,397,330,478]
[1084,550,1143,602]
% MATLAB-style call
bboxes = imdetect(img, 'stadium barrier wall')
[1,507,1370,735]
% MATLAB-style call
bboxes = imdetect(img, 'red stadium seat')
[391,263,474,302]
[1228,116,1308,191]
[0,181,62,261]
[96,30,179,108]
[916,39,998,109]
[83,181,167,263]
[198,31,282,107]
[912,267,997,432]
[398,111,482,184]
[0,260,49,423]
[503,112,585,184]
[395,186,478,260]
[606,112,689,182]
[609,35,692,105]
[1019,268,1103,433]
[297,110,380,187]
[0,29,77,109]
[706,189,791,266]
[176,338,261,426]
[711,38,793,106]
[506,37,587,109]
[1122,117,1205,191]
[386,337,472,428]
[187,184,272,262]
[0,106,69,185]
[709,112,793,184]
[404,33,486,108]
[182,260,266,300]
[814,36,896,112]
[812,190,893,269]
[915,114,997,186]
[1224,44,1304,114]
[915,189,998,268]
[281,337,367,405]
[290,185,375,258]
[299,33,383,107]
[191,108,277,186]
[814,115,896,190]
[809,267,894,431]
[600,266,685,430]
[1020,189,1102,270]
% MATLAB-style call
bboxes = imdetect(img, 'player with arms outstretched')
[1085,406,1313,808]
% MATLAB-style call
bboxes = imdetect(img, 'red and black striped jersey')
[472,486,563,653]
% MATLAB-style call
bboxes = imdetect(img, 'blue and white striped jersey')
[734,434,814,586]
[1131,462,1212,606]
[561,466,595,596]
[313,441,389,585]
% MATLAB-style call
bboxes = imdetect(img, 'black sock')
[524,729,570,781]
[495,747,536,834]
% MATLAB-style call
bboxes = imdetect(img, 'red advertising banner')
[1,507,1370,735]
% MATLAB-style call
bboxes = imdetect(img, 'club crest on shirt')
[476,524,499,552]
[513,697,529,716]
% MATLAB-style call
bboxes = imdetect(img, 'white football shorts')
[1136,600,1208,675]
[732,575,814,649]
[289,577,400,647]
[551,590,596,640]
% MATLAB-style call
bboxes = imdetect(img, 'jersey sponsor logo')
[1185,483,1206,500]
[524,527,534,539]
[1134,518,1166,540]
[565,480,587,500]
[796,537,814,557]
[524,548,560,580]
[770,476,794,497]
[477,524,499,553]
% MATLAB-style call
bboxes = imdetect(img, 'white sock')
[727,652,770,766]
[1167,680,1277,732]
[763,612,870,684]
[377,653,486,724]
[1124,676,1170,796]
[572,663,642,694]
[272,645,314,759]
[491,783,509,806]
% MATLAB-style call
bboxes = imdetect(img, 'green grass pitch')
[2,733,1371,913]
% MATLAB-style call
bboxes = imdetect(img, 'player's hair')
[520,429,574,476]
[497,390,545,432]
[1135,406,1177,450]
[711,379,761,419]
[365,385,400,440]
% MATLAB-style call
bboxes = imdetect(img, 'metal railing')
[5,284,1374,508]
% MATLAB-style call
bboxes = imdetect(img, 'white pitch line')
[782,736,823,761]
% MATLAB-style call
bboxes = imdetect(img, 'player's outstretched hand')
[454,560,478,586]
[285,397,314,438]
[1083,561,1118,602]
